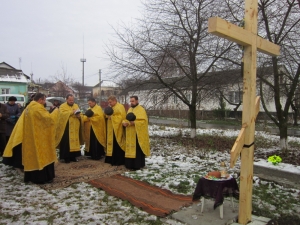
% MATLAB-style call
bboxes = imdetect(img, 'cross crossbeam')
[208,17,280,56]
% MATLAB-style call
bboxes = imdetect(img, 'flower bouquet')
[267,155,282,165]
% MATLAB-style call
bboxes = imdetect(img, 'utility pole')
[99,69,102,106]
[80,58,86,86]
[19,57,22,69]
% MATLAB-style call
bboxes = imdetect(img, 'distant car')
[45,101,53,112]
[79,103,90,113]
[46,97,66,104]
[0,94,26,107]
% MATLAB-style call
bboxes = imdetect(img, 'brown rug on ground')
[39,156,127,190]
[89,174,193,217]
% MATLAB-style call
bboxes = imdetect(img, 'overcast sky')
[0,0,142,86]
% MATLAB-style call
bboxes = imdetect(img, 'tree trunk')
[279,124,288,150]
[189,104,197,138]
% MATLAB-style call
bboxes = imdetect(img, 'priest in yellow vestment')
[3,93,57,184]
[83,98,106,160]
[122,96,150,170]
[55,94,83,163]
[105,96,126,166]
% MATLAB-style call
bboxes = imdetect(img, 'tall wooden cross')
[208,1,280,224]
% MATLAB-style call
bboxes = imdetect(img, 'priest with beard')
[3,93,57,184]
[105,95,126,166]
[55,94,83,163]
[83,98,106,160]
[122,96,150,170]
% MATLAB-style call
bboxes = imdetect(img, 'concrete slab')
[254,164,300,189]
[231,215,271,225]
[171,198,238,225]
[251,215,272,223]
[171,199,272,225]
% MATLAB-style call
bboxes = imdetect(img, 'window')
[187,94,191,101]
[16,96,24,101]
[152,95,157,104]
[294,92,300,108]
[163,94,168,103]
[173,95,177,104]
[229,91,242,103]
[1,88,10,94]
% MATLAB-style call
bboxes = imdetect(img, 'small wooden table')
[192,176,239,218]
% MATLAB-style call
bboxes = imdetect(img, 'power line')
[85,72,98,78]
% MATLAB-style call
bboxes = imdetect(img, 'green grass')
[168,180,191,194]
[288,140,300,148]
[255,135,278,148]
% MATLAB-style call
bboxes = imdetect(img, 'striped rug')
[89,174,193,217]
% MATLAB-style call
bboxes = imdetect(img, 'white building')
[124,66,292,114]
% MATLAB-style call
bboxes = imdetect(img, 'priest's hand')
[122,122,129,127]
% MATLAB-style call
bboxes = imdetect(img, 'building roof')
[94,80,119,88]
[0,62,30,83]
[123,66,277,92]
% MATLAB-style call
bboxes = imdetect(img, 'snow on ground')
[1,124,300,224]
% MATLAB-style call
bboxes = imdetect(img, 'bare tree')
[224,0,300,150]
[106,0,239,137]
[72,82,91,100]
[44,62,76,98]
[256,0,300,150]
[49,81,71,98]
[51,62,74,86]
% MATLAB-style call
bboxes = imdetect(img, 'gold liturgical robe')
[83,104,106,152]
[123,105,150,158]
[55,102,83,151]
[3,101,57,171]
[106,102,126,156]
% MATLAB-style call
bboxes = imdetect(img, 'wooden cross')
[208,1,280,224]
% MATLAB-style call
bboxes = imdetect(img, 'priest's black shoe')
[70,158,79,162]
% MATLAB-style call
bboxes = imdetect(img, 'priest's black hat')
[104,107,114,115]
[126,112,136,121]
[85,109,94,117]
